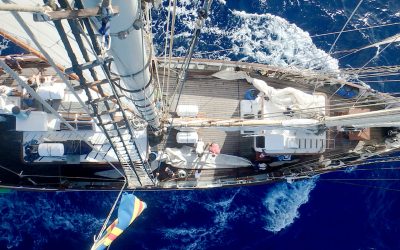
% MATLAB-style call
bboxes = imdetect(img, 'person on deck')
[4,105,31,119]
[209,142,221,156]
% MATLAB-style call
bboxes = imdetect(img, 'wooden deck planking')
[162,70,257,157]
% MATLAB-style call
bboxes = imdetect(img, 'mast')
[324,107,400,128]
[105,0,160,130]
[170,118,319,130]
[170,107,400,130]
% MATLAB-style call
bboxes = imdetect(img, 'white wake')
[153,0,339,72]
[262,178,317,233]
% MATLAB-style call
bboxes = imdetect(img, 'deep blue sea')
[1,0,400,249]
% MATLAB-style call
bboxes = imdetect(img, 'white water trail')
[159,188,243,249]
[228,10,339,72]
[263,178,318,233]
[154,1,340,72]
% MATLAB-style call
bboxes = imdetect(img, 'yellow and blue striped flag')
[92,193,146,250]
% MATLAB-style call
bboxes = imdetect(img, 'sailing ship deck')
[162,70,254,157]
[161,68,337,158]
[0,56,392,190]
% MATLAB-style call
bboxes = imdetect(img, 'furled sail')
[248,77,325,116]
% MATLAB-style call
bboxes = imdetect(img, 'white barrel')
[177,105,199,117]
[38,143,64,157]
[176,131,199,144]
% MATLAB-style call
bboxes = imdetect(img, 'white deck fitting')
[254,129,327,154]
[23,127,148,164]
[15,111,48,131]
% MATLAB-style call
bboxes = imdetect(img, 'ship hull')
[0,56,396,191]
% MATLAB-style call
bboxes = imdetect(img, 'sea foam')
[159,188,243,249]
[153,1,339,72]
[263,178,317,233]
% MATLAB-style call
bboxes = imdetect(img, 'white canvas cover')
[37,83,66,100]
[211,70,249,81]
[164,146,252,169]
[38,143,64,157]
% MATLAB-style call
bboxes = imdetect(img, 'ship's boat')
[0,0,399,193]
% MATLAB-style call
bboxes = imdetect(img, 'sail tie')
[328,0,365,54]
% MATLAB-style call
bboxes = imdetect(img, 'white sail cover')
[248,78,325,117]
[251,78,323,113]
[164,146,252,169]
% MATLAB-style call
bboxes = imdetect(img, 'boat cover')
[164,146,252,169]
[211,69,249,80]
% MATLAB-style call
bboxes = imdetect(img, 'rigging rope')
[94,182,127,243]
[166,0,213,110]
[320,180,400,193]
[161,0,174,95]
[362,80,400,83]
[328,0,365,54]
[338,33,400,60]
[164,0,178,110]
[358,35,400,70]
[156,0,214,177]
[311,21,400,38]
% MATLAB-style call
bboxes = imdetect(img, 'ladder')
[51,0,154,187]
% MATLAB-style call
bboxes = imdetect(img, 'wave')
[228,10,339,71]
[158,188,244,249]
[0,192,112,249]
[262,178,318,233]
[153,0,339,72]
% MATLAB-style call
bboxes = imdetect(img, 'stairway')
[51,1,154,187]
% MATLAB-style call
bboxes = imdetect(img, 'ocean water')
[1,0,400,249]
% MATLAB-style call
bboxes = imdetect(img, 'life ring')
[177,170,187,178]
